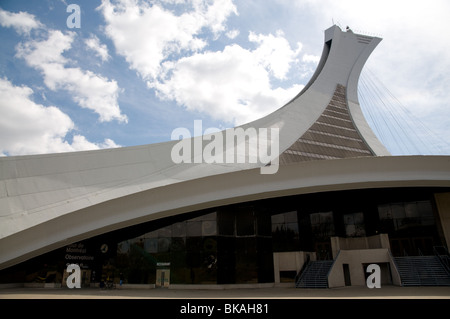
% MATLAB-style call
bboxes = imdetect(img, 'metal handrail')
[434,246,450,276]
[295,254,311,284]
[433,246,449,256]
[388,249,402,286]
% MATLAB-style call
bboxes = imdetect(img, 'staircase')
[296,260,333,288]
[394,256,450,286]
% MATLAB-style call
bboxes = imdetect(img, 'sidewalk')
[1,285,449,299]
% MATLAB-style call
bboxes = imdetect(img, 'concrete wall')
[331,234,390,259]
[273,251,316,284]
[328,248,401,288]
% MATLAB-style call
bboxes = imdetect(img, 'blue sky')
[1,0,449,156]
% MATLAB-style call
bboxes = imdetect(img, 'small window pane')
[145,238,158,253]
[202,220,217,236]
[172,222,186,237]
[187,221,202,237]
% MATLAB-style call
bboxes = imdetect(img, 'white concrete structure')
[1,25,449,282]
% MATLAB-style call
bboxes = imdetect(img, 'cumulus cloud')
[99,0,237,81]
[249,30,302,80]
[226,29,240,39]
[0,78,120,156]
[152,38,303,125]
[302,54,320,64]
[85,35,110,62]
[100,0,304,125]
[16,30,127,123]
[0,8,43,34]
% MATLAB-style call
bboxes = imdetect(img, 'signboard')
[157,262,171,267]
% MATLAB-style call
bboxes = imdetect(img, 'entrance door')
[315,241,332,260]
[156,269,170,288]
[161,271,165,287]
[343,264,351,286]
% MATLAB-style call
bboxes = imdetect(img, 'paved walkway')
[1,285,449,299]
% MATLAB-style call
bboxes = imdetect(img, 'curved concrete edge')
[1,155,449,270]
[346,36,391,156]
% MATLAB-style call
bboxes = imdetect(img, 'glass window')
[158,227,172,238]
[378,204,391,220]
[202,220,217,236]
[378,201,435,231]
[218,212,235,235]
[344,214,354,226]
[170,237,186,252]
[284,211,298,223]
[256,213,272,236]
[143,230,158,238]
[237,211,254,236]
[271,213,284,224]
[419,202,435,226]
[391,203,405,219]
[271,211,298,225]
[272,211,300,252]
[417,201,433,217]
[353,212,364,224]
[202,212,217,221]
[144,238,158,253]
[309,213,320,225]
[286,222,299,234]
[158,238,171,252]
[117,240,130,254]
[172,222,186,237]
[343,212,365,237]
[272,222,284,233]
[405,202,419,218]
[310,211,335,238]
[345,224,356,237]
[235,238,257,283]
[187,221,202,237]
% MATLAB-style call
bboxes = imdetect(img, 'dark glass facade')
[0,187,448,285]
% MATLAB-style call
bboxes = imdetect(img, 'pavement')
[1,285,450,299]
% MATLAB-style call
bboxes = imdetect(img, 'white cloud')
[99,0,237,81]
[302,54,320,64]
[225,29,240,39]
[0,78,120,156]
[70,135,120,152]
[16,30,127,123]
[0,8,42,34]
[249,30,302,80]
[99,0,306,126]
[194,0,239,36]
[152,39,303,125]
[85,35,110,62]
